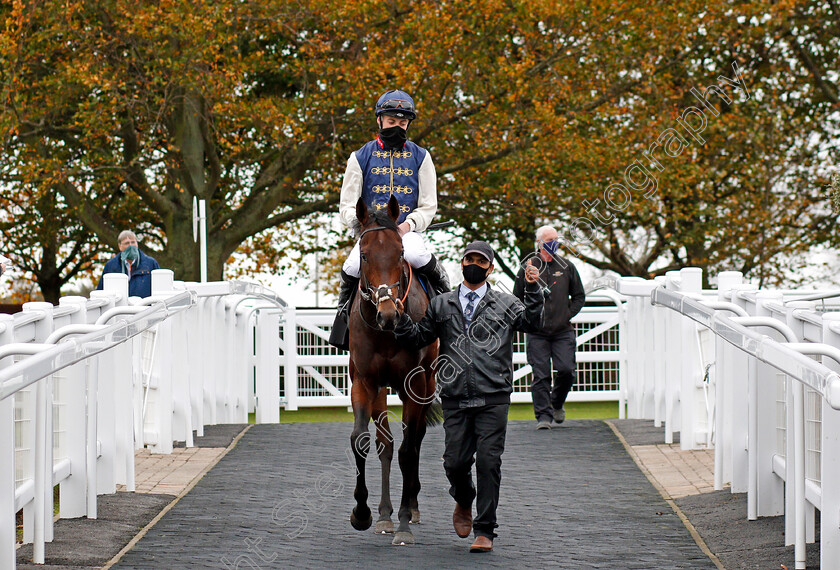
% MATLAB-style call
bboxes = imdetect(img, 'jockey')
[329,89,450,349]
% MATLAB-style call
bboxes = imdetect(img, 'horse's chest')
[355,348,424,383]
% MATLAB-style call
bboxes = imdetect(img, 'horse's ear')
[356,197,368,225]
[387,194,400,223]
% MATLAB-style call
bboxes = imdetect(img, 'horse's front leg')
[393,398,426,545]
[350,380,374,531]
[372,391,395,534]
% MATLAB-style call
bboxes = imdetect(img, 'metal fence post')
[0,315,16,569]
[86,290,115,519]
[784,301,816,546]
[224,299,238,423]
[284,307,299,411]
[679,268,704,450]
[56,297,89,517]
[753,291,785,518]
[728,284,756,495]
[238,306,251,423]
[256,310,282,423]
[150,317,174,454]
[204,296,220,426]
[714,271,742,491]
[191,295,206,437]
[663,271,682,444]
[652,276,667,430]
[820,312,840,567]
[94,285,124,496]
[23,302,54,561]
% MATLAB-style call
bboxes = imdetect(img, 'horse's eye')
[360,252,367,262]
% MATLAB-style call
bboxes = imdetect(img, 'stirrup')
[418,256,450,297]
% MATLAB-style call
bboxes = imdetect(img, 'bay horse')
[348,194,440,546]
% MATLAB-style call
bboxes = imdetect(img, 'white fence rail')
[277,291,626,410]
[604,267,840,570]
[1,271,286,568]
[19,264,836,566]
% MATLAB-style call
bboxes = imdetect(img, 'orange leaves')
[0,0,835,292]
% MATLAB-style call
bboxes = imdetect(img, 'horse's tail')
[425,398,443,426]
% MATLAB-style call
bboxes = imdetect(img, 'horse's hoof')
[375,520,395,534]
[350,509,373,531]
[410,509,421,524]
[392,531,415,546]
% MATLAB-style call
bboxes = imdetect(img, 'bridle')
[357,225,413,324]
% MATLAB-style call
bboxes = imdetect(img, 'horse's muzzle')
[375,301,400,331]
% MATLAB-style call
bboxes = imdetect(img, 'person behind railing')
[328,89,451,350]
[394,241,543,553]
[95,230,161,298]
[513,225,585,430]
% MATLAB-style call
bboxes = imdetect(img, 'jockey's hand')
[524,259,540,284]
[394,298,405,313]
[397,222,411,236]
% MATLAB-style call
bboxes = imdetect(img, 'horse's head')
[356,194,406,331]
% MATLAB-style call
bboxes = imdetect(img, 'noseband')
[357,225,413,313]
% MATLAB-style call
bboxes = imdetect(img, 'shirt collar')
[459,282,488,302]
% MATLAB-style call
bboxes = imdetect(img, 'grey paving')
[676,490,821,569]
[114,420,716,569]
[174,423,250,448]
[611,418,680,446]
[610,419,822,569]
[16,492,174,569]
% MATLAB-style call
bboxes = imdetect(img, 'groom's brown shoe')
[469,535,493,552]
[453,503,472,538]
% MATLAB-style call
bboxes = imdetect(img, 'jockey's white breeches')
[342,231,432,278]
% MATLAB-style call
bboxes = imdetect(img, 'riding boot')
[328,270,359,351]
[417,255,451,297]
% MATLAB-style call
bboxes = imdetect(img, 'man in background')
[96,230,160,298]
[514,225,585,430]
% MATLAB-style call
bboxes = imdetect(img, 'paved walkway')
[119,447,228,495]
[112,421,717,569]
[16,420,820,569]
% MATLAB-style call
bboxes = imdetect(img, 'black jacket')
[513,255,585,336]
[395,282,544,409]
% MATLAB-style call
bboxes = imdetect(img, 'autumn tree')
[446,1,840,285]
[2,0,837,296]
[0,0,728,289]
[0,184,105,303]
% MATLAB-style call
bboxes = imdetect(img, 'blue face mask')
[542,240,559,255]
[120,245,140,264]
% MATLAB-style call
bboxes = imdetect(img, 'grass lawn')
[248,401,618,424]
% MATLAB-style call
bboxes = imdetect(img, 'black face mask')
[462,263,489,285]
[379,125,407,149]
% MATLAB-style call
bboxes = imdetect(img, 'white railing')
[277,291,626,410]
[604,267,840,570]
[1,270,286,568]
